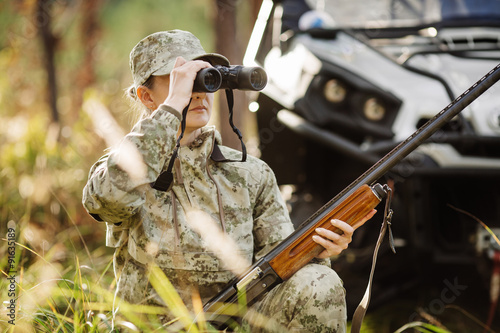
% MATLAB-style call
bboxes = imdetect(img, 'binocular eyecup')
[193,65,267,93]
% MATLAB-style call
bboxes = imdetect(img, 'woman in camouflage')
[83,30,375,332]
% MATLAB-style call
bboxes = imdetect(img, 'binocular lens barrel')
[193,65,267,93]
[237,66,267,91]
[193,68,222,93]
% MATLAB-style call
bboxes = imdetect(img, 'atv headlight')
[300,69,401,140]
[363,97,385,121]
[324,79,347,103]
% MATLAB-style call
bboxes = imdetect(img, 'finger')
[351,209,377,230]
[180,59,212,71]
[315,226,345,242]
[191,59,213,67]
[171,58,210,77]
[316,249,332,259]
[172,56,187,68]
[361,209,377,223]
[330,219,354,236]
[312,234,346,258]
[315,227,351,249]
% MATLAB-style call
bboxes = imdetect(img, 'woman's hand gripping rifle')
[203,183,387,327]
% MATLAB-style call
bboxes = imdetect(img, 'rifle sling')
[351,185,395,333]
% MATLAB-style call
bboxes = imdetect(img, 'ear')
[136,86,156,110]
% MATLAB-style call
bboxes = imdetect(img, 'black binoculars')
[193,65,267,93]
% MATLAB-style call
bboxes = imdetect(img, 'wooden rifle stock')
[204,62,500,326]
[269,184,385,280]
[203,184,386,325]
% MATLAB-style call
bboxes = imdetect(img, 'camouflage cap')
[130,30,230,87]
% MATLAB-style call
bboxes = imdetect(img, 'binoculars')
[193,65,267,93]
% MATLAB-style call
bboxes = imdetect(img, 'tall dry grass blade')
[394,321,452,333]
[50,189,94,268]
[191,291,209,333]
[83,97,147,185]
[445,305,496,333]
[448,204,500,246]
[148,264,199,333]
[185,209,251,277]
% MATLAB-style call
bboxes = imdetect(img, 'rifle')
[203,62,500,327]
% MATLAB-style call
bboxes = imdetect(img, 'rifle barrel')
[203,62,500,327]
[268,62,500,259]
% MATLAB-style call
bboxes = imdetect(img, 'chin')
[188,114,210,126]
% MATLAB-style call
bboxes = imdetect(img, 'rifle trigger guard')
[382,184,396,254]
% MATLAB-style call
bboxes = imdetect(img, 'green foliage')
[0,1,240,331]
[0,231,240,332]
[0,0,224,238]
[0,225,114,331]
[97,0,218,89]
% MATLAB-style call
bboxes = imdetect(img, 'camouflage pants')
[242,263,346,333]
[113,255,346,333]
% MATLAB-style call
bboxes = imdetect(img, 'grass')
[0,216,244,332]
[2,224,491,333]
[1,233,211,332]
[1,192,498,332]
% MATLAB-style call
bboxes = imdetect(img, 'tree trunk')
[250,0,263,22]
[37,0,59,123]
[79,0,101,91]
[73,0,102,119]
[214,0,247,150]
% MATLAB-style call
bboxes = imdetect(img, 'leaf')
[148,264,199,333]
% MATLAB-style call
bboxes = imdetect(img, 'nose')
[192,91,206,100]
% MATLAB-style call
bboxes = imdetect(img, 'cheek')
[206,94,214,116]
[154,90,169,105]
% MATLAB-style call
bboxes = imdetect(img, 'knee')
[246,264,347,332]
[289,264,346,315]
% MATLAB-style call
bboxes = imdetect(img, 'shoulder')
[206,127,278,184]
[216,144,278,188]
[204,126,269,170]
[218,145,271,171]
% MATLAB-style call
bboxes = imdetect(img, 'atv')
[243,0,500,321]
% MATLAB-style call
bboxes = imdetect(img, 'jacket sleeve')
[82,104,182,225]
[252,163,295,261]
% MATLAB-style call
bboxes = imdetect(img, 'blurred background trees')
[0,1,264,329]
[0,0,262,253]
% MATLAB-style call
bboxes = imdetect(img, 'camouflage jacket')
[82,104,294,303]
